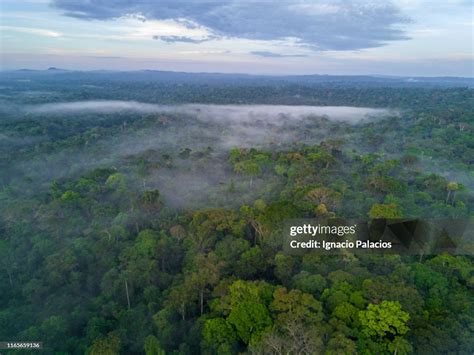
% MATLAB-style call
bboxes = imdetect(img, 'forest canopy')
[0,71,473,354]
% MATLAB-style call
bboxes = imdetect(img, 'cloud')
[153,35,215,43]
[250,51,308,58]
[0,25,62,37]
[52,0,410,51]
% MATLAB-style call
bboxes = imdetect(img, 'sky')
[0,0,472,76]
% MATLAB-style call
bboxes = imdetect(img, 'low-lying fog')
[29,100,395,123]
[8,100,401,208]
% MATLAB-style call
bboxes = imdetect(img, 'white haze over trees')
[11,100,398,207]
[29,100,395,123]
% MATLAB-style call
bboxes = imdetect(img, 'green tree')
[359,301,411,354]
[292,271,327,296]
[446,182,460,205]
[105,172,127,191]
[270,287,324,326]
[88,332,121,355]
[236,246,266,278]
[388,336,413,355]
[144,335,165,355]
[227,302,272,345]
[234,160,261,186]
[252,287,325,354]
[217,280,274,345]
[187,252,223,315]
[368,203,402,218]
[141,189,161,211]
[325,332,357,355]
[202,318,237,354]
[273,253,295,285]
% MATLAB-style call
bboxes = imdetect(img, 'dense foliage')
[0,72,473,354]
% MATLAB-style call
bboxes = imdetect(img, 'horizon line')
[1,68,473,79]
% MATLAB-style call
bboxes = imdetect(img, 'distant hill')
[1,68,472,87]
